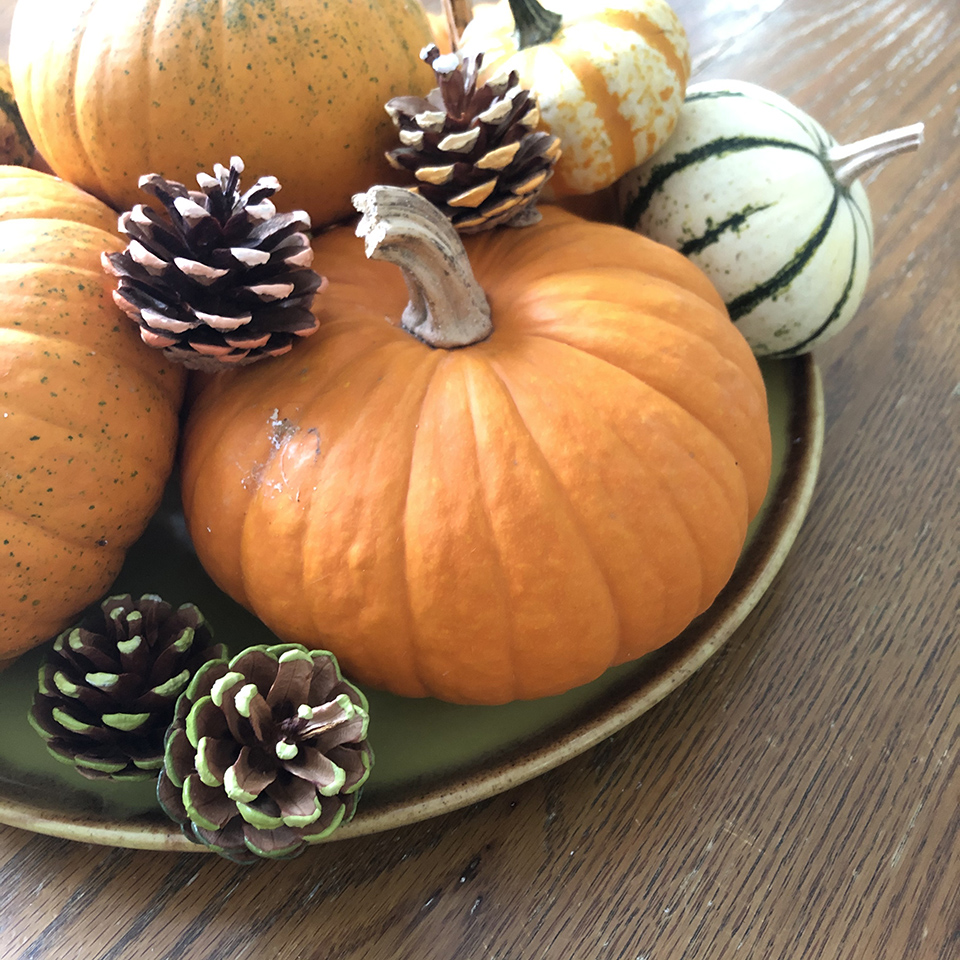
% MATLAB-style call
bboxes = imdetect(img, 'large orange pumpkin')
[0,167,185,661]
[180,187,771,705]
[8,0,435,228]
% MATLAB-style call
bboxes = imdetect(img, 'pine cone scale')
[265,651,319,710]
[237,795,285,831]
[186,694,231,746]
[184,774,238,830]
[224,745,276,799]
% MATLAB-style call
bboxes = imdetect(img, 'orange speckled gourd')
[8,0,435,227]
[179,194,771,705]
[0,167,185,660]
[458,0,690,197]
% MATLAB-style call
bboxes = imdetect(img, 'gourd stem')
[352,187,492,349]
[441,0,474,51]
[828,122,924,188]
[508,0,563,50]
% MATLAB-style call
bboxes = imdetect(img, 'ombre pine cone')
[102,157,325,370]
[385,44,561,233]
[29,594,225,781]
[158,644,373,863]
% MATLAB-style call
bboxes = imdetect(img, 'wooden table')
[1,1,957,957]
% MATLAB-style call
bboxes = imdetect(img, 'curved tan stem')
[828,122,924,188]
[352,187,492,349]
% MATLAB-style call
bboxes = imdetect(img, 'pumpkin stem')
[828,122,924,188]
[508,0,563,50]
[352,186,492,349]
[441,0,474,51]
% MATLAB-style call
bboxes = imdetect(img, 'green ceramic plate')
[0,357,823,851]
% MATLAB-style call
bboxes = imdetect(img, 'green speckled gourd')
[8,0,435,228]
[0,167,185,661]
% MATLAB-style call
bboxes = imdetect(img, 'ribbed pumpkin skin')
[180,208,771,705]
[8,0,434,227]
[458,0,690,197]
[0,168,185,660]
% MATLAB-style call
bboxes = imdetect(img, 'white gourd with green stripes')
[617,79,888,358]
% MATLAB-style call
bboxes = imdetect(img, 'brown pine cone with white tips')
[385,44,561,233]
[102,157,325,371]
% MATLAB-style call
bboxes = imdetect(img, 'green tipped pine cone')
[158,644,373,863]
[385,44,561,233]
[102,156,326,371]
[29,595,226,781]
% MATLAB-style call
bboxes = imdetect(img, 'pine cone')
[102,156,326,371]
[157,644,373,863]
[29,595,226,781]
[385,44,562,233]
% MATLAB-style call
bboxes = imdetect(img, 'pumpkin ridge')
[0,500,129,558]
[512,328,765,510]
[684,89,827,153]
[0,327,182,443]
[533,328,753,516]
[345,344,450,697]
[479,354,625,679]
[488,343,740,623]
[503,265,771,446]
[842,187,873,239]
[460,358,522,701]
[10,0,90,196]
[182,330,436,616]
[375,346,454,697]
[13,0,436,226]
[504,268,748,365]
[621,135,823,231]
[257,338,444,696]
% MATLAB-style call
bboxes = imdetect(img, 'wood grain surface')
[1,1,957,958]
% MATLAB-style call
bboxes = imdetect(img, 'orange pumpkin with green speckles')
[0,167,185,661]
[8,0,435,227]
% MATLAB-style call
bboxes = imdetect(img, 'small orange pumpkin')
[0,167,185,661]
[180,187,770,705]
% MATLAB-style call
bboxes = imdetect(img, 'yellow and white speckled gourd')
[457,0,690,197]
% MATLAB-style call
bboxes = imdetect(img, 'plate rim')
[0,356,824,851]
